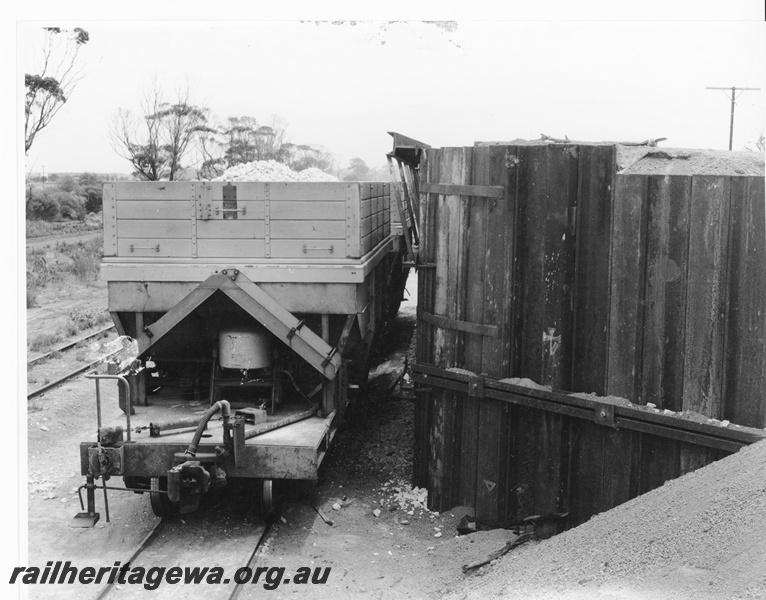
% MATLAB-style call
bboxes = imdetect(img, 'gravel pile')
[618,148,764,176]
[448,439,766,600]
[212,160,339,182]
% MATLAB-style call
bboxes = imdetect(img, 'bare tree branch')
[25,27,89,153]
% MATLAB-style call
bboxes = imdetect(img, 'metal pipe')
[85,371,133,441]
[244,404,320,440]
[185,400,231,457]
[102,479,110,522]
[85,476,97,517]
[78,482,170,508]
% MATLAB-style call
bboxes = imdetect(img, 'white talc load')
[212,159,339,182]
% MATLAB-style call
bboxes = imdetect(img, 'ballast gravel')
[448,439,766,600]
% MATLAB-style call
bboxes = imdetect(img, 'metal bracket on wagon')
[136,271,343,380]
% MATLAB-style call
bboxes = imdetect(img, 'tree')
[152,86,209,180]
[25,27,89,153]
[344,158,370,181]
[110,82,209,181]
[58,174,80,194]
[284,144,335,173]
[220,115,291,166]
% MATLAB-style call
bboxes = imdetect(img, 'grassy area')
[26,219,101,240]
[26,236,110,352]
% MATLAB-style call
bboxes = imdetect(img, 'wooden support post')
[321,315,336,414]
[110,312,125,337]
[134,313,147,406]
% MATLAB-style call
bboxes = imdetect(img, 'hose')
[185,400,231,457]
[244,403,320,440]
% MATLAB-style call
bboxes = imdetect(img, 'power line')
[705,86,761,150]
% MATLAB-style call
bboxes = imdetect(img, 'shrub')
[26,283,38,308]
[55,191,87,220]
[26,188,60,220]
[29,331,63,352]
[81,184,103,213]
[60,238,102,282]
[26,250,52,286]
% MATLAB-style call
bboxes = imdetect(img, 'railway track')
[27,324,116,367]
[27,351,119,400]
[27,325,118,400]
[92,513,274,600]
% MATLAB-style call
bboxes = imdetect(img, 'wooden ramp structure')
[412,142,766,531]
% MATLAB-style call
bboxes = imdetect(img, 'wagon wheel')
[149,477,177,518]
[260,479,274,518]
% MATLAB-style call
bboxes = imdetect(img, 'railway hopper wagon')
[74,179,410,525]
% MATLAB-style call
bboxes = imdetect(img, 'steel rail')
[92,519,166,600]
[89,515,273,600]
[27,325,116,367]
[228,520,274,600]
[27,351,120,400]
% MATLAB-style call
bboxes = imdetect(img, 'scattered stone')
[434,532,443,538]
[400,519,410,525]
[40,426,49,432]
[373,509,381,517]
[332,503,341,511]
[721,420,730,427]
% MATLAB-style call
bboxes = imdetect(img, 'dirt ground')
[23,273,521,599]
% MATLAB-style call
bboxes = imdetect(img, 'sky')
[19,17,766,176]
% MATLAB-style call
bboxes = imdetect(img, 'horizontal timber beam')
[412,363,766,453]
[417,308,500,338]
[421,183,505,199]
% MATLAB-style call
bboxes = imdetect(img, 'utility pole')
[706,86,761,150]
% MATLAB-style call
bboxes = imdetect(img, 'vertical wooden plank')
[638,435,680,495]
[427,147,472,511]
[600,428,639,512]
[641,175,692,411]
[103,183,118,256]
[513,407,565,535]
[568,419,605,526]
[683,176,731,419]
[517,145,548,382]
[678,442,713,477]
[457,146,491,508]
[447,148,472,508]
[572,145,615,395]
[723,176,766,428]
[345,184,361,258]
[412,387,431,489]
[476,145,513,524]
[416,151,439,365]
[414,151,439,493]
[542,145,579,388]
[607,174,649,402]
